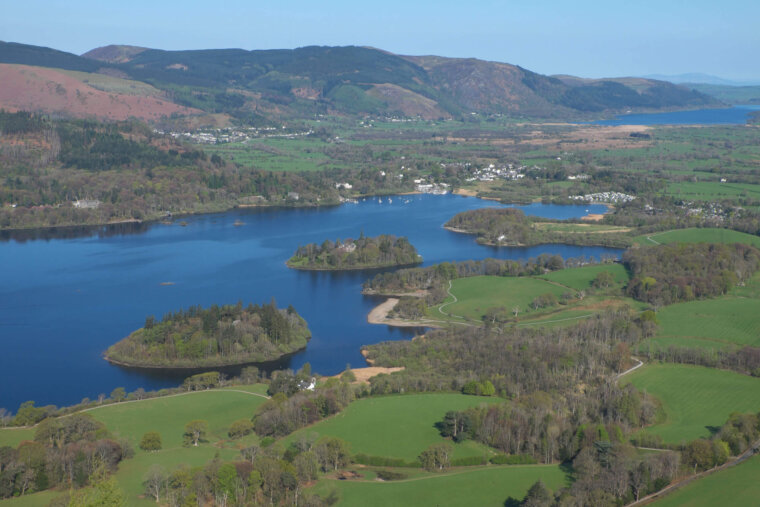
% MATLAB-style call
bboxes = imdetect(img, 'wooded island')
[287,234,422,270]
[105,301,310,368]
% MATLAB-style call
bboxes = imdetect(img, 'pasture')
[538,263,629,291]
[648,296,760,350]
[652,453,760,507]
[282,393,499,461]
[0,427,33,449]
[623,364,760,443]
[310,464,570,507]
[633,227,760,247]
[88,389,267,450]
[0,491,59,507]
[665,181,760,201]
[441,276,568,321]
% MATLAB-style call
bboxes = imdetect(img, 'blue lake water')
[593,105,760,126]
[0,195,617,410]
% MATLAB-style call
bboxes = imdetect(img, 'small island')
[286,233,422,270]
[105,301,310,368]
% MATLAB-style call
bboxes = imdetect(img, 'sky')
[2,0,759,81]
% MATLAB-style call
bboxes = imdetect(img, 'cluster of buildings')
[681,201,730,221]
[464,163,526,182]
[570,192,636,204]
[414,181,450,194]
[153,126,314,145]
[73,199,101,209]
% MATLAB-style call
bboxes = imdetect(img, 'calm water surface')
[0,195,617,410]
[593,105,760,126]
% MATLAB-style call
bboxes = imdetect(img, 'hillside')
[81,44,148,63]
[0,63,201,121]
[0,41,721,122]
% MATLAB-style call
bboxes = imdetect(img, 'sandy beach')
[367,298,442,328]
[330,365,405,383]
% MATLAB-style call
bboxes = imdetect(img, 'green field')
[0,490,59,507]
[0,427,33,448]
[633,227,760,247]
[441,276,569,321]
[538,263,629,291]
[647,297,760,350]
[653,454,760,507]
[88,389,267,450]
[623,364,760,443]
[665,181,760,200]
[282,394,499,461]
[310,464,570,507]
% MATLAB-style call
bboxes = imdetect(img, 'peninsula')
[445,207,630,248]
[286,234,422,270]
[104,301,310,368]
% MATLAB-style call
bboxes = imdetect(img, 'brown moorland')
[0,63,202,121]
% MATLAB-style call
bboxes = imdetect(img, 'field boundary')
[1,387,270,430]
[628,441,760,506]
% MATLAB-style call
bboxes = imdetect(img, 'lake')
[593,105,760,126]
[0,195,617,410]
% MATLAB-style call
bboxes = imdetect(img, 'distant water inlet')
[0,194,618,409]
[592,105,760,126]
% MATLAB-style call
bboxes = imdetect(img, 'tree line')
[0,413,130,500]
[624,242,760,306]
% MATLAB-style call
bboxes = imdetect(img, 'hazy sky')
[2,0,759,80]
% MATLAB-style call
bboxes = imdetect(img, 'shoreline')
[286,260,423,271]
[366,297,442,328]
[103,343,307,370]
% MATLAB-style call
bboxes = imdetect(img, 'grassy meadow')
[647,297,760,350]
[652,454,760,507]
[88,389,267,450]
[282,393,499,461]
[439,276,568,321]
[633,227,760,247]
[0,428,33,449]
[623,364,760,443]
[538,263,629,291]
[309,464,570,507]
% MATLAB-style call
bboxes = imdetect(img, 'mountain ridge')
[0,41,722,122]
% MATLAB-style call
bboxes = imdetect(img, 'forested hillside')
[0,41,720,121]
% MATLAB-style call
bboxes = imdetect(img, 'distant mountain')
[81,44,148,63]
[685,84,760,105]
[0,41,721,122]
[642,73,760,87]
